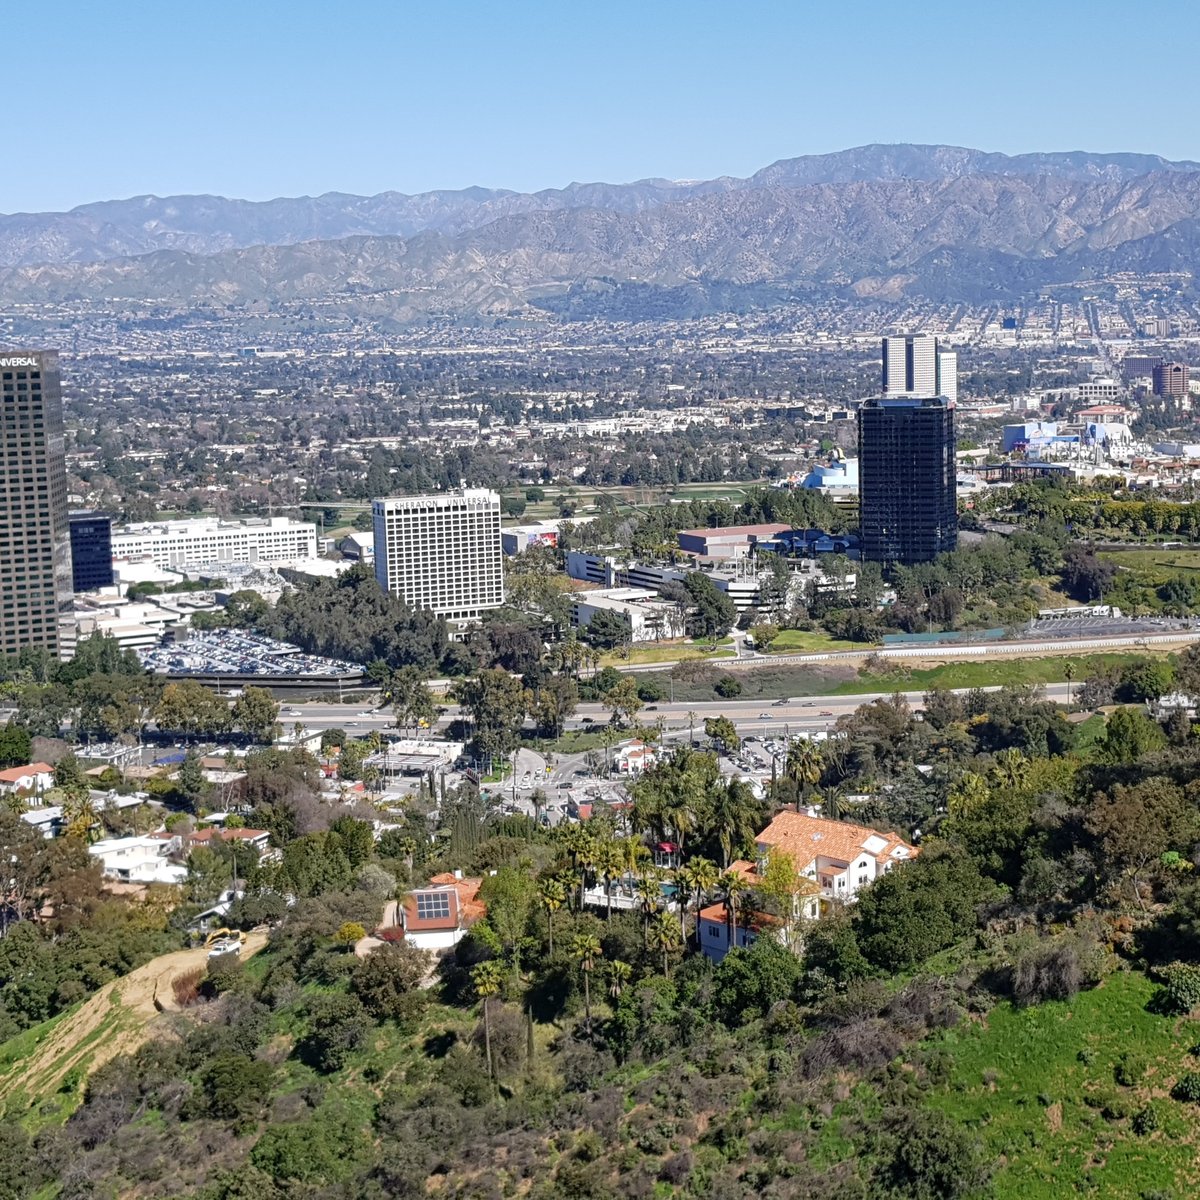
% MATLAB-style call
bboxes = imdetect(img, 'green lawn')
[600,639,734,667]
[765,629,865,654]
[926,970,1200,1199]
[1102,548,1200,577]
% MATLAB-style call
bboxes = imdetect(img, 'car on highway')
[820,710,834,717]
[283,708,301,717]
[645,704,658,711]
[802,702,815,708]
[772,698,789,707]
[356,711,374,717]
[757,713,773,720]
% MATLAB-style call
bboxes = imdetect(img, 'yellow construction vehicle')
[203,927,247,949]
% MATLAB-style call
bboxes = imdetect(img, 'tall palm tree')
[947,771,989,818]
[990,747,1028,791]
[594,839,623,919]
[620,836,650,879]
[606,959,632,1003]
[711,777,759,867]
[786,738,823,809]
[471,960,504,1081]
[635,870,662,941]
[719,869,747,952]
[679,856,719,942]
[687,710,698,747]
[538,875,567,955]
[651,910,683,978]
[1063,660,1075,712]
[571,931,602,1026]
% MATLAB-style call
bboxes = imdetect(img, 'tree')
[606,959,631,1003]
[710,777,760,867]
[1060,547,1115,602]
[538,875,567,955]
[300,993,371,1073]
[156,679,231,738]
[651,910,683,978]
[785,738,823,804]
[712,934,802,1023]
[601,676,642,727]
[719,868,747,948]
[1097,706,1167,765]
[350,943,428,1023]
[704,716,741,751]
[452,668,527,762]
[177,748,208,808]
[594,838,624,919]
[1087,778,1200,911]
[748,621,780,651]
[582,608,631,651]
[571,931,602,1026]
[529,674,578,738]
[854,849,992,973]
[677,855,719,941]
[472,959,504,1080]
[231,686,281,743]
[870,1106,991,1200]
[684,572,737,639]
[0,722,31,769]
[478,867,537,970]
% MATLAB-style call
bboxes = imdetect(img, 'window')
[415,891,452,921]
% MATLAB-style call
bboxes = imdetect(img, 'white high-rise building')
[372,489,504,624]
[881,334,956,402]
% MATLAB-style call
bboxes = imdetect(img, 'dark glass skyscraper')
[0,350,72,657]
[858,396,957,564]
[69,511,114,591]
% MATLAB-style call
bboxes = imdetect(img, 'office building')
[0,350,72,658]
[69,511,114,592]
[373,489,503,624]
[881,334,957,403]
[858,396,957,564]
[110,515,317,568]
[1153,362,1190,398]
[1122,354,1162,382]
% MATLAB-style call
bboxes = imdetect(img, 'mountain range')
[4,144,1200,318]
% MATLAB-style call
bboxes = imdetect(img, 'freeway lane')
[281,683,1074,736]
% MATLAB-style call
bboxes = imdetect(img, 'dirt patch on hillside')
[0,933,267,1105]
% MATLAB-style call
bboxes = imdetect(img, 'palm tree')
[471,960,504,1081]
[990,747,1027,790]
[635,870,662,940]
[719,869,747,952]
[679,856,719,942]
[687,710,698,747]
[571,931,602,1026]
[620,837,650,879]
[594,839,623,919]
[563,826,595,909]
[818,785,844,822]
[711,777,759,867]
[538,875,567,955]
[651,910,683,978]
[606,959,631,1003]
[946,771,989,818]
[63,793,101,842]
[1064,660,1075,712]
[785,738,823,809]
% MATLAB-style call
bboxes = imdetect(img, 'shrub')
[1133,1104,1160,1135]
[1161,962,1200,1015]
[299,994,372,1073]
[1172,1071,1200,1102]
[713,675,741,699]
[1012,937,1101,1006]
[335,921,366,945]
[350,943,429,1023]
[1114,1053,1148,1087]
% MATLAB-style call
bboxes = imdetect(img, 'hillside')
[4,145,1200,318]
[6,170,1200,317]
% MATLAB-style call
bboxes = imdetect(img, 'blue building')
[68,511,114,592]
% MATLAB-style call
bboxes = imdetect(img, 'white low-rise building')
[112,516,318,568]
[88,835,188,885]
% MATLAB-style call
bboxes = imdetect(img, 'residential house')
[88,835,189,885]
[615,739,659,775]
[392,872,486,951]
[0,762,55,801]
[698,812,917,964]
[697,900,781,965]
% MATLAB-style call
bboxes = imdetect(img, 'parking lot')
[139,630,362,681]
[1025,614,1199,639]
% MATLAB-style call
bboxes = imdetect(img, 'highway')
[281,682,1075,738]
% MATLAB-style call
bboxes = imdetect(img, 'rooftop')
[755,811,917,870]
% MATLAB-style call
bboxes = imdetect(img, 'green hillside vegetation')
[10,647,1200,1195]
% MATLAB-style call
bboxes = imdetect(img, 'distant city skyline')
[7,0,1199,212]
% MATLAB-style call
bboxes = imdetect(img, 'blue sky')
[7,0,1197,211]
